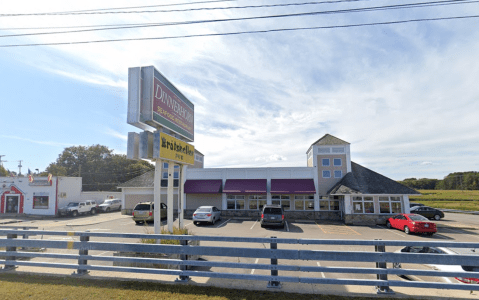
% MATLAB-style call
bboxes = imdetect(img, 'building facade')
[0,176,121,216]
[118,134,419,225]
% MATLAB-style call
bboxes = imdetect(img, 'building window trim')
[333,158,342,166]
[322,158,330,166]
[322,170,331,178]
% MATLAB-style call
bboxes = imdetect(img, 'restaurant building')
[119,134,419,225]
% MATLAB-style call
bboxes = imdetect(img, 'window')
[248,195,267,210]
[226,195,245,210]
[33,196,49,209]
[322,158,330,166]
[319,196,340,211]
[271,195,291,211]
[353,196,374,214]
[332,147,345,153]
[162,163,179,179]
[294,195,314,210]
[333,158,342,166]
[322,170,331,178]
[379,196,402,214]
[334,170,342,178]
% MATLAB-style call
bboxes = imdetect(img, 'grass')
[140,226,191,245]
[409,189,479,211]
[0,273,392,300]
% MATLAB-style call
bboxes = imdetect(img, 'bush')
[139,226,191,245]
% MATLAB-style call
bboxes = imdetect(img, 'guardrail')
[1,229,479,294]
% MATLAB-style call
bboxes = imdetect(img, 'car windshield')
[67,202,79,207]
[196,207,211,212]
[103,200,112,204]
[409,214,428,221]
[134,204,151,211]
[263,208,282,214]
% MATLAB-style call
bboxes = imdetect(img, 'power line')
[1,14,477,48]
[0,0,371,17]
[0,0,477,39]
[0,0,473,17]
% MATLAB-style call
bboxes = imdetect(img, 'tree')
[0,165,8,176]
[46,145,154,191]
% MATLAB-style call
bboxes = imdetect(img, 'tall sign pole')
[154,158,163,235]
[127,66,195,235]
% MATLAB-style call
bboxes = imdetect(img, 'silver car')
[192,206,221,225]
[99,199,122,212]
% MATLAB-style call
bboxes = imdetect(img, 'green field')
[409,189,479,211]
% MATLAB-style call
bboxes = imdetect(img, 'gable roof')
[118,171,155,188]
[328,162,420,195]
[312,134,350,146]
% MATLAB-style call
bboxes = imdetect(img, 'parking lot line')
[317,262,325,278]
[250,220,258,230]
[251,258,259,274]
[315,222,361,235]
[285,221,289,232]
[215,218,230,228]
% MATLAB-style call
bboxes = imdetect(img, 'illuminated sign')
[128,66,194,142]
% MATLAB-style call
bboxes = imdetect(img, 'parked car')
[387,213,437,235]
[260,205,285,228]
[394,246,479,284]
[192,206,221,225]
[58,200,98,217]
[410,206,444,220]
[409,202,425,208]
[99,199,122,212]
[132,202,167,224]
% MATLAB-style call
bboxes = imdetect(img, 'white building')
[119,134,419,225]
[0,176,121,216]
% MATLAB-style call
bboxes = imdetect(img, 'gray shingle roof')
[312,134,350,146]
[118,171,155,188]
[328,162,420,195]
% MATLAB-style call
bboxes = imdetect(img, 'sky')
[0,0,478,181]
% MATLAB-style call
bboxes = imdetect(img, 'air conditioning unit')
[59,192,67,198]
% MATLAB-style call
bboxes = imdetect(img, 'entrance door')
[5,195,19,213]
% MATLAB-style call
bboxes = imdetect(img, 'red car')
[387,213,437,235]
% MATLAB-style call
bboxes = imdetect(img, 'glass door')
[5,195,19,213]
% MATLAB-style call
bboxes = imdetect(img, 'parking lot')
[2,212,479,298]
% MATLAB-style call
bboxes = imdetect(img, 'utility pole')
[0,155,6,167]
[18,160,23,175]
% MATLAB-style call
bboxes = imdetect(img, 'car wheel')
[212,218,216,225]
[119,206,122,211]
[386,221,392,229]
[404,226,411,234]
[434,214,441,221]
[194,221,198,226]
[106,207,110,213]
[72,211,78,217]
[427,232,434,236]
[90,208,96,215]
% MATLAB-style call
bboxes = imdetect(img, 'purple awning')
[223,179,267,194]
[270,179,316,194]
[184,180,222,194]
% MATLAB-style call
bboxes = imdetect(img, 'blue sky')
[1,0,478,180]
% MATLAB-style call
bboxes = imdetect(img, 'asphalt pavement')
[2,213,479,299]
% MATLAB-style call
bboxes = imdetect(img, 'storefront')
[119,134,420,225]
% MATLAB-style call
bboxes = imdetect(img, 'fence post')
[375,239,393,294]
[175,234,190,282]
[267,236,281,288]
[73,233,90,276]
[3,233,18,271]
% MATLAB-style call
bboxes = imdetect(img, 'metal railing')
[1,229,479,294]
